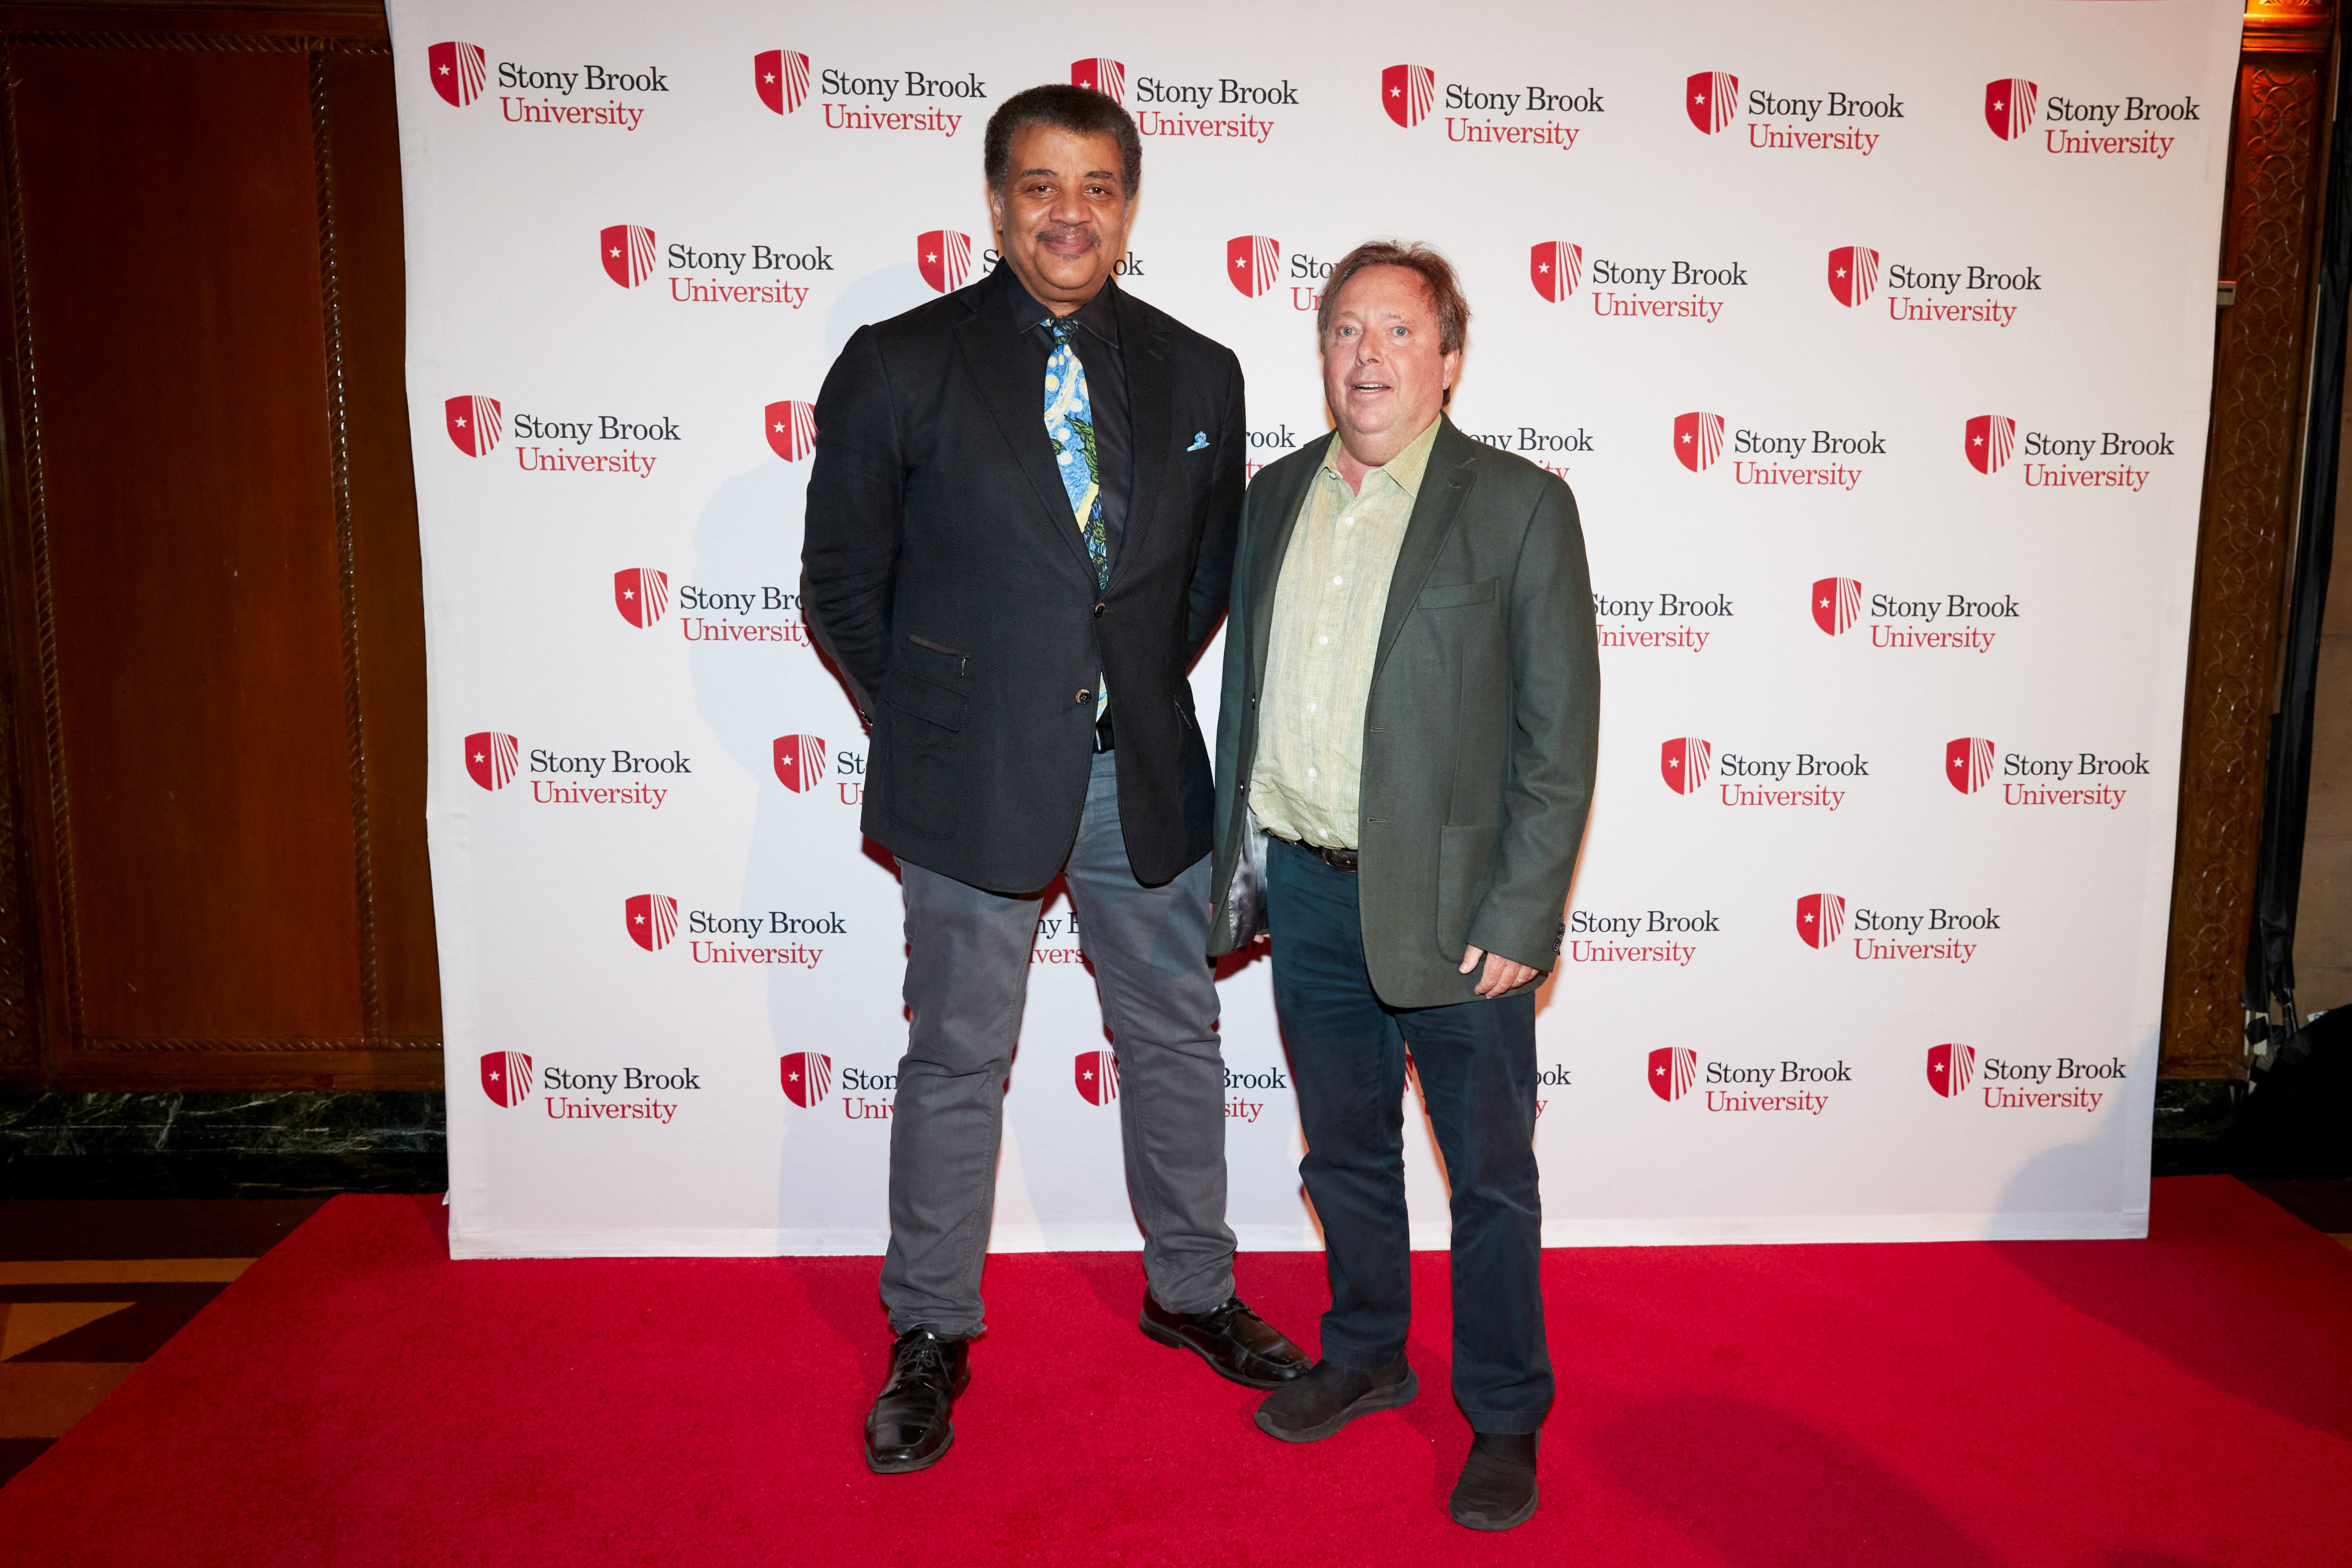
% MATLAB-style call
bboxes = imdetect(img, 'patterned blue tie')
[1044,320,1112,591]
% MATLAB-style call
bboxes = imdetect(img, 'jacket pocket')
[881,666,967,835]
[1436,823,1499,957]
[1415,578,1498,610]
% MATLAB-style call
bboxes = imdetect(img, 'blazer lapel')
[1109,289,1172,590]
[952,295,1097,576]
[1245,446,1321,696]
[1372,419,1478,680]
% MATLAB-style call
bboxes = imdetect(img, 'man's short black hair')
[984,84,1142,197]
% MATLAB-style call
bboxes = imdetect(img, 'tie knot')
[1047,317,1076,344]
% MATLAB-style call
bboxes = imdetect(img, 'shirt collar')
[1320,414,1444,499]
[1007,268,1121,348]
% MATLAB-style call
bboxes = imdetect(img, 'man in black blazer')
[802,84,1306,1476]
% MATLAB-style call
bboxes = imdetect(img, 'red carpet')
[1,1178,2347,1566]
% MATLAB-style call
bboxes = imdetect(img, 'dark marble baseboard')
[0,1091,447,1199]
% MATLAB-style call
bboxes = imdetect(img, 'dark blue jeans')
[1266,835,1552,1434]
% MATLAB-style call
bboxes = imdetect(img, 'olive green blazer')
[1206,417,1600,1008]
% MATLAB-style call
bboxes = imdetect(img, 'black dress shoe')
[1450,1432,1539,1531]
[1253,1355,1417,1442]
[1139,1292,1311,1389]
[863,1328,970,1475]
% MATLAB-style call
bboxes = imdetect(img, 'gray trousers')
[881,749,1237,1337]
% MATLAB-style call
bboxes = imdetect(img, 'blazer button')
[1094,602,1106,617]
[1075,689,1093,704]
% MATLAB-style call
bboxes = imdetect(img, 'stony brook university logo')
[600,225,656,289]
[1673,412,1724,472]
[1228,235,1279,298]
[1927,1043,1977,1097]
[774,734,826,794]
[766,400,817,462]
[1948,736,1996,795]
[1985,79,2038,140]
[1687,71,1738,134]
[1648,1046,1697,1102]
[614,567,669,628]
[1382,64,1434,127]
[445,395,501,457]
[755,50,811,115]
[918,230,972,293]
[428,41,486,108]
[1795,893,1846,949]
[1966,415,2016,475]
[1827,245,1880,307]
[1075,1049,1120,1105]
[626,893,679,952]
[1813,577,1862,636]
[1530,241,1582,302]
[781,1051,832,1107]
[1660,736,1713,794]
[1071,58,1125,105]
[480,1050,533,1107]
[464,731,519,792]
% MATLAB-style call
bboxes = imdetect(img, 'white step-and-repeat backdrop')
[390,0,2242,1257]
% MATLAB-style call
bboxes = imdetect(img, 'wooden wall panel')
[0,2,438,1088]
[2160,3,2336,1077]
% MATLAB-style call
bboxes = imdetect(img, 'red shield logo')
[600,224,656,289]
[1382,64,1434,128]
[1812,577,1861,636]
[1965,414,2015,475]
[428,41,486,108]
[755,50,810,115]
[1529,241,1582,303]
[1827,245,1880,307]
[445,394,501,457]
[1686,71,1737,134]
[766,400,817,462]
[1226,235,1279,298]
[781,1051,833,1107]
[917,230,972,294]
[1985,79,2037,140]
[625,894,678,952]
[1927,1043,1976,1097]
[480,1051,532,1107]
[1075,1049,1119,1105]
[1947,736,1995,795]
[1673,411,1724,472]
[1660,736,1712,795]
[1795,893,1846,949]
[1647,1046,1696,1102]
[463,731,518,792]
[774,734,827,793]
[614,567,668,628]
[1071,58,1126,104]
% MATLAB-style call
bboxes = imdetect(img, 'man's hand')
[1460,946,1538,998]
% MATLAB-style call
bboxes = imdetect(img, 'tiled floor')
[0,1183,2345,1492]
[0,1199,324,1486]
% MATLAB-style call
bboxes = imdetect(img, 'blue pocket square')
[1187,431,1209,451]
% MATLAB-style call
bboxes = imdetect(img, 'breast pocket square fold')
[1187,432,1209,451]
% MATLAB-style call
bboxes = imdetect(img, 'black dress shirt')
[1004,266,1132,559]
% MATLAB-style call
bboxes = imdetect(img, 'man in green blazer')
[1205,242,1599,1532]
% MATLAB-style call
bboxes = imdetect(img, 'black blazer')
[801,267,1245,892]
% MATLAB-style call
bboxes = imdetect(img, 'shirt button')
[1332,576,1344,585]
[1306,703,1316,712]
[1307,768,1318,778]
[1318,635,1329,646]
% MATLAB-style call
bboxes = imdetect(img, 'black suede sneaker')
[1252,1355,1417,1443]
[1449,1432,1539,1531]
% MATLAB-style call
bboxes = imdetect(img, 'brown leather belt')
[1307,844,1359,873]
